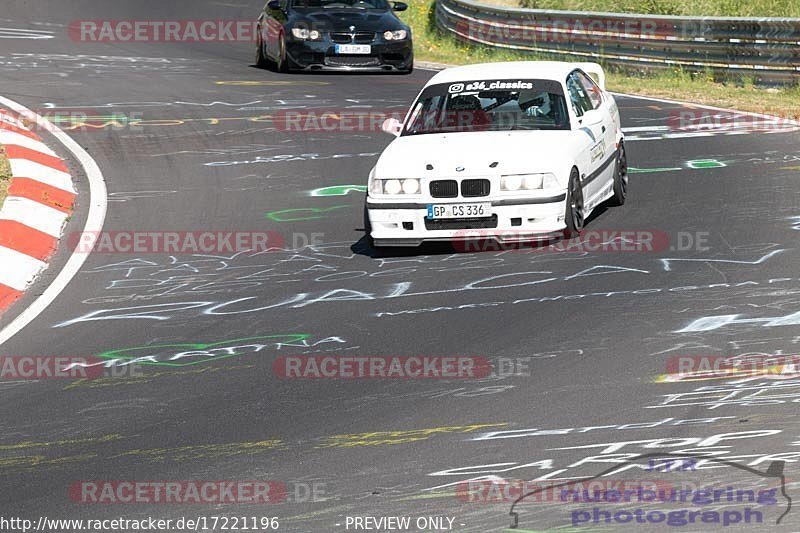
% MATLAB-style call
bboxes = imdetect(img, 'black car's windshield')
[292,0,389,9]
[403,79,571,136]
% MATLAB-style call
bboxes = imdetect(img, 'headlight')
[542,173,559,189]
[291,28,321,40]
[500,175,522,191]
[384,179,402,195]
[522,174,543,190]
[383,30,407,40]
[370,178,421,195]
[500,173,558,191]
[402,178,420,194]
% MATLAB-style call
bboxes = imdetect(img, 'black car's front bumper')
[285,38,413,71]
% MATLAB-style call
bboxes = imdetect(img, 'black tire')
[565,167,584,237]
[255,30,269,68]
[402,59,413,74]
[363,202,375,247]
[275,34,289,73]
[610,141,628,206]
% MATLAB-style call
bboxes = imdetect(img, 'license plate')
[335,44,371,54]
[427,203,491,219]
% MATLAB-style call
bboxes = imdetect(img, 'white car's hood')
[375,130,579,177]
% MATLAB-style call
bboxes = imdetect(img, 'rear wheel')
[565,168,584,237]
[610,142,628,206]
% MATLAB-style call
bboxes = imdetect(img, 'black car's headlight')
[291,28,322,40]
[383,30,407,40]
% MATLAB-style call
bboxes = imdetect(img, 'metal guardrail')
[435,0,800,84]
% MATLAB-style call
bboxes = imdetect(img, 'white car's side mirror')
[381,117,402,137]
[580,109,603,127]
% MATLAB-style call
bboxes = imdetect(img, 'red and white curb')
[0,111,76,314]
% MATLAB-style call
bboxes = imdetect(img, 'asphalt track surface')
[1,1,800,532]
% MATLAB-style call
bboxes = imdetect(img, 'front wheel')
[610,142,628,206]
[565,168,584,237]
[255,30,269,68]
[275,34,289,72]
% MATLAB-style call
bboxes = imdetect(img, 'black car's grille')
[330,32,352,43]
[324,56,380,67]
[461,179,490,198]
[429,180,458,198]
[424,215,498,231]
[329,32,375,44]
[354,32,375,43]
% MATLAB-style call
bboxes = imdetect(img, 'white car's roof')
[424,61,582,87]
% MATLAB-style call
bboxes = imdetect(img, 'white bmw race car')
[365,61,627,247]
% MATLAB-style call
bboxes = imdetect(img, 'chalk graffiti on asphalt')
[647,378,800,410]
[56,265,651,327]
[61,334,348,368]
[309,185,367,197]
[265,206,350,222]
[425,429,793,492]
[205,152,381,167]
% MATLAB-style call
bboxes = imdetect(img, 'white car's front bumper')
[367,191,568,247]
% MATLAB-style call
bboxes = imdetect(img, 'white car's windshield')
[403,79,570,136]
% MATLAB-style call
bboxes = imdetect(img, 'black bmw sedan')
[256,0,413,73]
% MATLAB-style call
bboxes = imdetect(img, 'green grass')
[0,147,10,211]
[516,0,800,17]
[399,0,800,118]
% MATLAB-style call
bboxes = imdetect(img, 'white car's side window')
[577,71,603,109]
[566,73,593,117]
